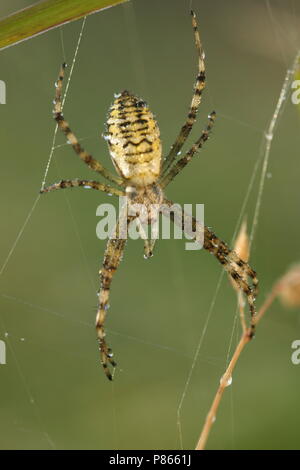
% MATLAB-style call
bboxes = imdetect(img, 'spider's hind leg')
[96,237,126,380]
[96,215,134,380]
[162,198,258,335]
[226,249,258,337]
[204,226,258,337]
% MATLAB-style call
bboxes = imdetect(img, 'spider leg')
[54,63,124,187]
[40,179,125,196]
[96,214,134,380]
[205,232,258,337]
[161,10,205,176]
[160,111,216,188]
[144,239,157,259]
[161,198,258,336]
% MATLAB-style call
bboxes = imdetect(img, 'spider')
[41,11,258,380]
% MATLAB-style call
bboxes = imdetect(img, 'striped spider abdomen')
[105,90,162,186]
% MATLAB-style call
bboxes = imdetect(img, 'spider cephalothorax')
[41,11,258,380]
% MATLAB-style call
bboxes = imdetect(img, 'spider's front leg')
[40,179,125,196]
[96,215,134,380]
[53,63,123,187]
[162,10,206,176]
[162,199,258,336]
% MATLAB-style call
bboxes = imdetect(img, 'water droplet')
[265,132,273,141]
[114,92,121,98]
[104,304,110,311]
[267,172,272,179]
[4,332,8,337]
[67,140,71,145]
[20,338,25,342]
[177,151,182,156]
[54,81,58,88]
[107,193,112,197]
[102,132,111,142]
[83,185,91,189]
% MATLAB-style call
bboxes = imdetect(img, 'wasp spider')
[41,11,258,380]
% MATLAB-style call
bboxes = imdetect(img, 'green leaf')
[0,0,128,51]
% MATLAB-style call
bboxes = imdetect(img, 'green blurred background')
[0,0,300,450]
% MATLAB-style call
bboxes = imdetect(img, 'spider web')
[0,0,300,450]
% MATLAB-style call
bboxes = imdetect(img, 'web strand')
[0,18,87,280]
[0,196,40,277]
[0,17,88,449]
[176,271,225,449]
[250,49,300,247]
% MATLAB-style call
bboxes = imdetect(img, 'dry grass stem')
[195,220,291,450]
[195,284,279,450]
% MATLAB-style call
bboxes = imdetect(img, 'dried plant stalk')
[195,285,279,450]
[196,258,300,450]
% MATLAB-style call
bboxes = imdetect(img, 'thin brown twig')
[195,284,279,450]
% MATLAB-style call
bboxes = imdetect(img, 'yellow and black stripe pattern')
[105,91,162,186]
